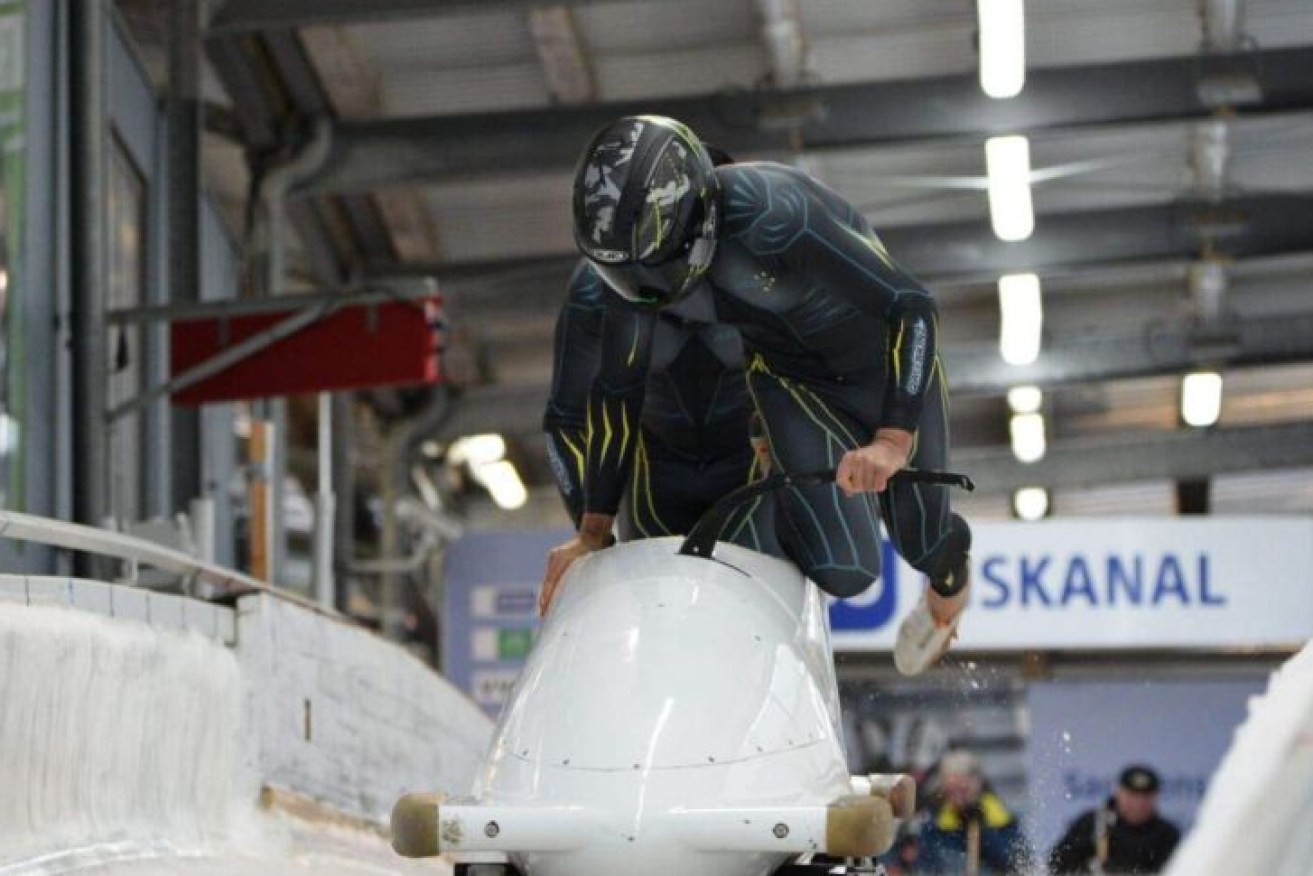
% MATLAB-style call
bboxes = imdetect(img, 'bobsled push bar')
[392,793,898,859]
[679,467,975,559]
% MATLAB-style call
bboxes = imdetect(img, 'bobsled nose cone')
[391,793,443,858]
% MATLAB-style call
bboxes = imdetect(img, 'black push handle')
[677,467,975,559]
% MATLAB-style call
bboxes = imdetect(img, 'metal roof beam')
[208,0,641,33]
[426,308,1313,443]
[296,47,1313,193]
[393,195,1313,308]
[528,5,596,105]
[956,420,1313,494]
[949,311,1313,394]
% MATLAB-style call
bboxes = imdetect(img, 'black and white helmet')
[571,115,720,307]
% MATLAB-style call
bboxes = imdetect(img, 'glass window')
[0,3,23,509]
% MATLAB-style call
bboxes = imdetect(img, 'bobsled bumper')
[849,773,917,821]
[391,794,895,860]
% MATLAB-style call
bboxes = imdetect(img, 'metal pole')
[70,0,108,542]
[248,418,274,581]
[259,118,333,589]
[312,391,335,607]
[168,0,203,514]
[331,392,354,613]
[189,496,215,562]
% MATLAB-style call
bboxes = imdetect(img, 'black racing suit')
[543,260,774,550]
[580,162,969,599]
[710,162,970,598]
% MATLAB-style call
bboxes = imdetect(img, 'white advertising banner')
[830,518,1313,651]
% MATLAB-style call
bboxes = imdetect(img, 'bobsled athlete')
[541,115,971,675]
[540,257,777,615]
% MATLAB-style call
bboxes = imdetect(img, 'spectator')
[917,750,1034,875]
[1049,765,1181,874]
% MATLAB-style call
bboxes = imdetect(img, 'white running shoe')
[894,582,967,677]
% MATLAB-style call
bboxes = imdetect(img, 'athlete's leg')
[747,366,883,599]
[619,430,757,541]
[885,357,972,676]
[719,436,785,557]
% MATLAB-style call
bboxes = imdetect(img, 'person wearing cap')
[543,114,972,675]
[917,750,1034,875]
[1048,765,1181,875]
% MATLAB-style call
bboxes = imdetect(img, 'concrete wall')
[236,593,492,823]
[0,581,494,867]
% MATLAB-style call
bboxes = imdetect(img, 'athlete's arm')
[581,297,656,522]
[539,292,656,614]
[792,178,938,432]
[542,262,606,527]
[730,166,935,492]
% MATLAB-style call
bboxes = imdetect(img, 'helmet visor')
[591,256,697,308]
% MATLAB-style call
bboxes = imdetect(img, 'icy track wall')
[1166,639,1313,875]
[0,577,493,866]
[0,584,242,863]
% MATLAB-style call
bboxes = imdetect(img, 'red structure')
[170,297,443,405]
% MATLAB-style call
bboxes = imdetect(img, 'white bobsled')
[392,535,913,876]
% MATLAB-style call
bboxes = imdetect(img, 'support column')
[167,0,203,513]
[69,0,108,542]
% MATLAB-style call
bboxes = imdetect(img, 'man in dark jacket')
[1049,765,1181,874]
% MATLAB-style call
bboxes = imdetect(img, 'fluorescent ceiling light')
[986,135,1035,242]
[448,433,507,468]
[978,0,1026,99]
[474,459,528,510]
[1181,371,1223,428]
[1007,385,1042,414]
[999,273,1043,365]
[1010,412,1046,463]
[1013,486,1049,521]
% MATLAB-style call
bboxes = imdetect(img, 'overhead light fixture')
[472,460,529,510]
[985,135,1035,242]
[977,0,1026,99]
[998,272,1043,365]
[1181,371,1223,428]
[1010,412,1046,463]
[1013,486,1049,521]
[1007,385,1043,414]
[448,433,507,468]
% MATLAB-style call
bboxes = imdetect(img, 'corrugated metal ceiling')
[222,0,1313,508]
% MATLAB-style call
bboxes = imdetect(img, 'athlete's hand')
[836,428,914,496]
[538,513,615,615]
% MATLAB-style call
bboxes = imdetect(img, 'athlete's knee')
[922,513,972,598]
[808,566,879,600]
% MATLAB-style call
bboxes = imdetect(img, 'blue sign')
[442,529,572,715]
